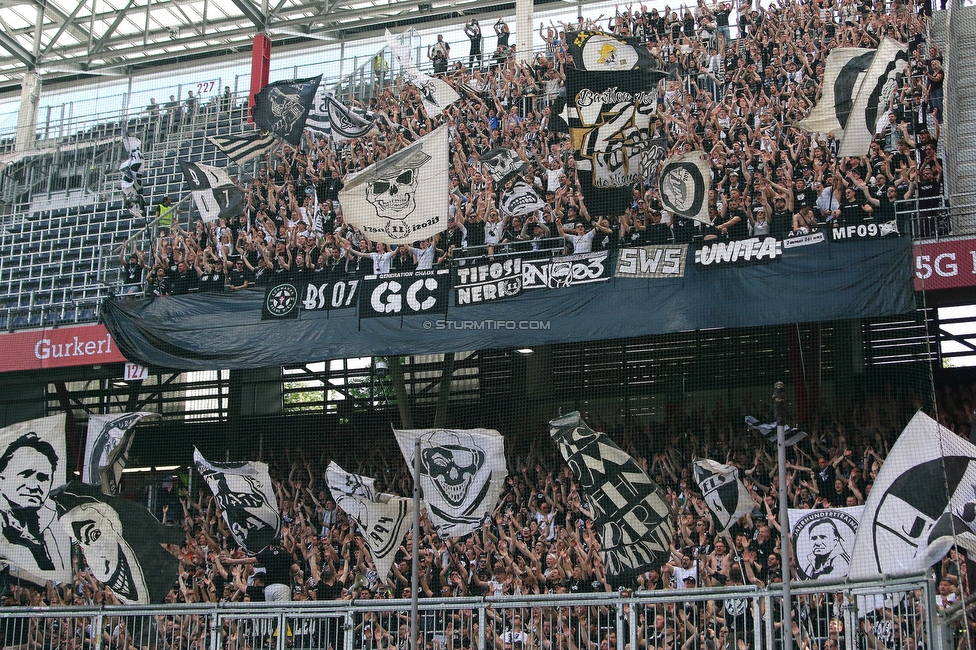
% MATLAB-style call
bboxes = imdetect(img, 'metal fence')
[0,576,942,650]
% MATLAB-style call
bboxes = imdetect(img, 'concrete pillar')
[515,0,534,66]
[15,71,40,152]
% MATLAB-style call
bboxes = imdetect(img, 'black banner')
[454,259,523,305]
[358,269,450,318]
[301,279,360,312]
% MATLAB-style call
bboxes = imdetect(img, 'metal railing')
[0,575,941,650]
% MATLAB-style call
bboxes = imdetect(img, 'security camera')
[375,359,389,379]
[169,28,180,39]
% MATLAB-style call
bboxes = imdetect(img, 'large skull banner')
[340,125,449,245]
[395,428,506,538]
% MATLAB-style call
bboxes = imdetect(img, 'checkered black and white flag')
[550,412,672,585]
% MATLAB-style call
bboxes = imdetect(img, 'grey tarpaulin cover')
[102,238,914,370]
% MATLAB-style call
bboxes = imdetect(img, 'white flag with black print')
[119,133,144,201]
[339,125,449,245]
[797,47,874,136]
[325,462,412,579]
[658,151,710,225]
[306,92,375,142]
[193,449,281,555]
[849,411,976,580]
[395,428,506,538]
[837,37,909,158]
[385,29,459,117]
[180,161,246,223]
[0,414,72,586]
[693,459,753,533]
[550,412,672,585]
[83,412,159,495]
[789,505,862,582]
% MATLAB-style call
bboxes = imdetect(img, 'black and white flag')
[849,411,976,579]
[693,459,753,533]
[550,412,672,585]
[500,181,547,217]
[658,152,710,225]
[386,29,459,117]
[567,31,661,74]
[119,133,144,203]
[395,428,506,538]
[193,449,281,554]
[325,462,412,579]
[838,38,909,158]
[53,481,183,604]
[339,125,449,245]
[0,414,71,586]
[797,48,873,136]
[306,93,374,142]
[789,506,862,581]
[208,131,277,165]
[179,161,245,223]
[481,147,527,185]
[83,412,158,496]
[253,76,321,146]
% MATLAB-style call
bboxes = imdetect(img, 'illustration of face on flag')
[306,93,374,142]
[658,152,710,224]
[53,481,183,604]
[395,428,506,538]
[386,30,459,117]
[83,412,159,495]
[193,449,281,554]
[566,68,663,215]
[500,181,547,217]
[838,38,909,158]
[208,131,277,165]
[693,459,753,533]
[0,414,71,586]
[119,134,144,202]
[567,31,661,73]
[253,76,321,146]
[325,463,411,579]
[482,148,526,185]
[789,506,861,581]
[550,412,672,585]
[797,48,873,136]
[849,411,976,580]
[179,161,245,223]
[340,125,448,245]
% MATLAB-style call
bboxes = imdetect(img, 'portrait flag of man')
[193,449,281,555]
[849,411,976,580]
[395,428,506,539]
[550,412,672,587]
[82,412,159,496]
[0,414,71,586]
[693,459,753,533]
[325,462,412,580]
[789,506,862,581]
[252,76,321,146]
[658,151,711,225]
[339,125,449,245]
[53,481,184,604]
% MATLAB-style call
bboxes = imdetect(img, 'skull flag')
[658,152,711,225]
[0,415,72,586]
[325,463,412,579]
[339,125,449,245]
[481,148,527,185]
[253,76,321,146]
[550,412,672,585]
[395,428,506,538]
[83,412,159,495]
[692,459,753,533]
[193,449,281,554]
[53,481,184,604]
[849,411,976,579]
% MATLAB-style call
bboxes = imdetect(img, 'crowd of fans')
[118,0,947,297]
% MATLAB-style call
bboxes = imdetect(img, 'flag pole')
[411,436,421,650]
[774,381,793,650]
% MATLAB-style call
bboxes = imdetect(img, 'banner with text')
[522,251,611,290]
[615,245,688,278]
[359,269,450,318]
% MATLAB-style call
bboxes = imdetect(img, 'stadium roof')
[0,0,542,94]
